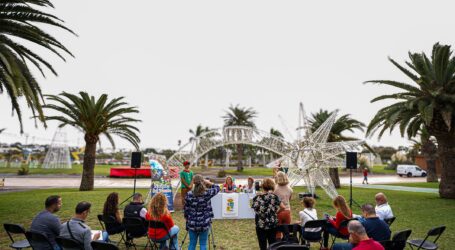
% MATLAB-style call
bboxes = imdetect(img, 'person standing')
[30,195,63,250]
[184,174,220,250]
[251,178,285,250]
[180,161,194,206]
[362,168,369,184]
[60,202,100,250]
[274,171,293,240]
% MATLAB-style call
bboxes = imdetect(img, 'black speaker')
[131,152,142,168]
[346,152,357,169]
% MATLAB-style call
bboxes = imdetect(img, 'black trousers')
[256,227,277,250]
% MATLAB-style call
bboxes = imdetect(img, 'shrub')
[17,165,29,175]
[217,169,227,178]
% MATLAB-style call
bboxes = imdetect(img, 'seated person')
[30,195,63,250]
[333,204,390,250]
[297,197,320,240]
[60,202,101,250]
[223,176,237,193]
[124,193,147,219]
[146,192,179,250]
[244,177,256,194]
[375,193,394,220]
[323,195,352,249]
[102,192,125,235]
[333,221,384,250]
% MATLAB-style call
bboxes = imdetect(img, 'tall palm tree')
[43,92,141,191]
[410,128,438,182]
[0,0,75,132]
[222,105,257,171]
[270,128,284,138]
[309,109,366,188]
[366,43,455,198]
[189,124,210,169]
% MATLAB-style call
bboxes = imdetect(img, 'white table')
[211,192,256,219]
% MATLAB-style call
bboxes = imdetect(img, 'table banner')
[222,193,239,218]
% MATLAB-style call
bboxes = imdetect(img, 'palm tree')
[366,43,455,198]
[222,105,257,171]
[0,0,75,132]
[43,92,141,191]
[410,128,438,182]
[309,109,366,188]
[189,124,210,169]
[270,128,284,138]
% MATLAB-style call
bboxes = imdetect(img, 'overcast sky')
[1,0,454,150]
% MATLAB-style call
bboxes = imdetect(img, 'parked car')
[397,164,427,177]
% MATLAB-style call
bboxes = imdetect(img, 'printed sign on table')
[151,183,174,212]
[222,193,239,218]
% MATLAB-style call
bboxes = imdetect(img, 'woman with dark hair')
[102,192,125,235]
[251,178,285,250]
[322,195,352,249]
[184,175,220,250]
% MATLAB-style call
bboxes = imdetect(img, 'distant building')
[414,155,442,175]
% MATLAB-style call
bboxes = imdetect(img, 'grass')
[0,164,112,176]
[370,165,396,175]
[225,167,273,177]
[1,186,454,249]
[383,182,440,189]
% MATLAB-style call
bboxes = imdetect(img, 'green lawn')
[370,165,396,175]
[0,164,115,176]
[383,182,440,189]
[225,167,273,177]
[1,186,453,249]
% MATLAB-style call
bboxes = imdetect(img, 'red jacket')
[328,210,352,235]
[145,212,174,239]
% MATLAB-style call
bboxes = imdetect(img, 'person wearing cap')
[180,161,194,206]
[60,201,100,250]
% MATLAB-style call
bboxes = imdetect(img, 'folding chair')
[3,223,30,250]
[408,226,446,250]
[102,215,127,246]
[379,229,411,250]
[123,217,148,249]
[274,243,309,250]
[25,231,54,250]
[91,241,120,250]
[56,236,84,250]
[97,214,106,231]
[275,224,301,244]
[147,220,176,250]
[330,219,353,248]
[384,216,396,227]
[301,219,325,248]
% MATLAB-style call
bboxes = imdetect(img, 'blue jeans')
[53,245,62,250]
[333,242,354,250]
[188,229,209,250]
[155,225,180,250]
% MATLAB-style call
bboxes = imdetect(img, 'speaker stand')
[348,167,361,209]
[120,167,138,206]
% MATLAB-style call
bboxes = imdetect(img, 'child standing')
[362,168,369,184]
[180,161,194,206]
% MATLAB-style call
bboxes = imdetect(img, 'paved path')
[1,175,427,189]
[351,184,438,194]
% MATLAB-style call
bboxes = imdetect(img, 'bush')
[217,169,227,178]
[17,165,29,175]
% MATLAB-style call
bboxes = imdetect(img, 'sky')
[1,0,455,150]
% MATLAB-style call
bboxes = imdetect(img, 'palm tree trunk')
[79,136,97,191]
[237,144,243,171]
[203,154,209,170]
[422,140,438,182]
[435,136,455,198]
[329,168,341,188]
[425,158,438,182]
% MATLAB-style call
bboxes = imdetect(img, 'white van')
[397,164,427,177]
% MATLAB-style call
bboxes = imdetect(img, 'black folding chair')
[56,236,84,250]
[301,219,325,248]
[379,229,412,250]
[329,219,353,248]
[274,243,309,250]
[275,224,301,244]
[147,220,176,250]
[384,216,396,227]
[102,215,127,246]
[97,214,106,231]
[408,226,446,250]
[123,217,148,249]
[25,231,54,250]
[91,241,120,250]
[3,223,30,250]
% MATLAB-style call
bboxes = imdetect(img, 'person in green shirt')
[180,161,194,206]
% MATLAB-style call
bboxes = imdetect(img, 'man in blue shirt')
[30,195,63,250]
